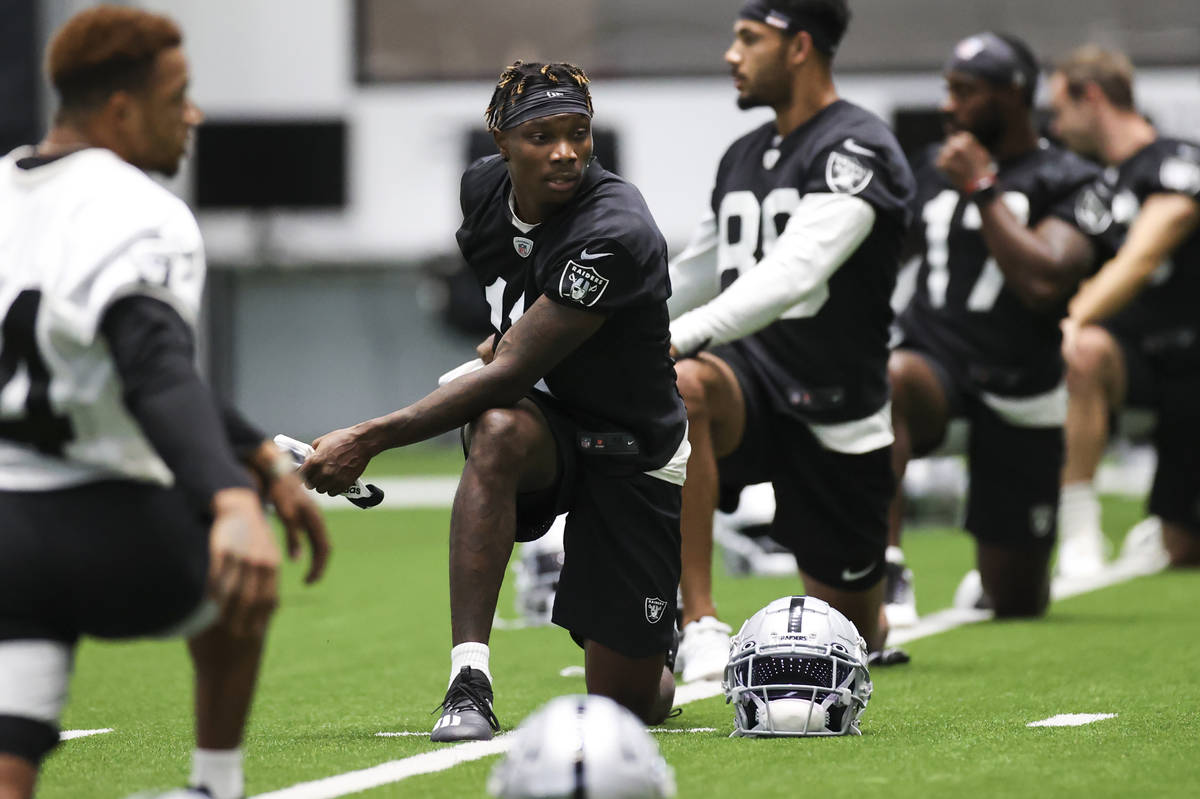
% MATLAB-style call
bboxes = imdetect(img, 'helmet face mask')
[723,596,872,737]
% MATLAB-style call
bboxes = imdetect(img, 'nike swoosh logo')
[842,137,877,158]
[841,561,877,582]
[580,248,612,260]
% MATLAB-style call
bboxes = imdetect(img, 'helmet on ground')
[723,595,871,737]
[487,694,675,798]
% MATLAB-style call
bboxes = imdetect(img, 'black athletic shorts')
[514,394,682,660]
[0,480,211,644]
[901,346,1062,552]
[1106,323,1200,532]
[712,345,893,591]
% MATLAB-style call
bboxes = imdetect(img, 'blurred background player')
[0,7,329,799]
[1049,46,1200,568]
[888,32,1099,616]
[302,61,688,740]
[667,0,916,679]
[487,694,675,799]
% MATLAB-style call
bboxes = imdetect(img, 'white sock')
[1060,482,1102,539]
[190,748,243,799]
[885,545,906,565]
[449,642,491,687]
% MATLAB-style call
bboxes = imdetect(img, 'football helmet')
[512,514,567,626]
[488,694,675,799]
[723,595,872,737]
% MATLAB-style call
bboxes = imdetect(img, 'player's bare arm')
[938,131,1095,311]
[302,297,603,495]
[1068,192,1200,326]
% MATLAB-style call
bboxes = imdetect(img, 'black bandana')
[498,84,591,131]
[945,32,1038,97]
[738,0,839,55]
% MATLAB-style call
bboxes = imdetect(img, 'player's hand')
[476,334,497,364]
[267,470,331,584]
[208,486,281,638]
[302,426,370,496]
[937,132,995,193]
[242,440,331,583]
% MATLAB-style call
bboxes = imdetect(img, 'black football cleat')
[430,666,501,742]
[867,647,912,667]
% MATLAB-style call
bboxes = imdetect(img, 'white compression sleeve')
[669,193,876,354]
[667,211,721,320]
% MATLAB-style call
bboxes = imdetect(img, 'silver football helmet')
[488,694,675,799]
[512,514,567,626]
[723,595,872,737]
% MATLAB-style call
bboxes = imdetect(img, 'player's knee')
[1164,525,1200,567]
[1066,327,1118,388]
[674,360,714,421]
[887,353,921,421]
[465,408,539,470]
[990,585,1049,619]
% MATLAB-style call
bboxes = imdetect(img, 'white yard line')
[253,542,1162,798]
[1028,713,1117,727]
[252,738,513,799]
[59,728,113,741]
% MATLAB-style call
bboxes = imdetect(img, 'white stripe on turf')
[59,728,113,741]
[252,546,1164,798]
[1027,713,1117,727]
[252,737,513,799]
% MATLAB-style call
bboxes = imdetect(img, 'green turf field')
[38,458,1200,799]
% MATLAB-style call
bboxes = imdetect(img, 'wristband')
[966,172,999,205]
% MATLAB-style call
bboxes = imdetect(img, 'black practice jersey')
[899,140,1099,396]
[456,155,687,475]
[1073,137,1200,365]
[711,100,915,425]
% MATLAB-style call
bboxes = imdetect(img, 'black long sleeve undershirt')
[99,295,255,507]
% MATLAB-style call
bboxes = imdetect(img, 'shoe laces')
[432,668,500,732]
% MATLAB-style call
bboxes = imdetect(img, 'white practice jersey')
[0,146,205,490]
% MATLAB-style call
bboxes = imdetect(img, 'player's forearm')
[1068,253,1158,325]
[354,359,536,454]
[978,201,1081,310]
[667,214,721,319]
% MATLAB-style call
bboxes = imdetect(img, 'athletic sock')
[885,545,906,565]
[1059,481,1102,539]
[449,642,492,687]
[190,747,243,799]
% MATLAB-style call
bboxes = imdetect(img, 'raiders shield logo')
[645,597,667,624]
[1074,187,1112,235]
[513,237,534,258]
[825,151,873,195]
[558,260,610,308]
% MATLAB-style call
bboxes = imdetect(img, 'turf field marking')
[1027,713,1117,727]
[651,727,717,733]
[59,728,113,741]
[252,737,513,799]
[253,548,1163,798]
[558,665,585,677]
